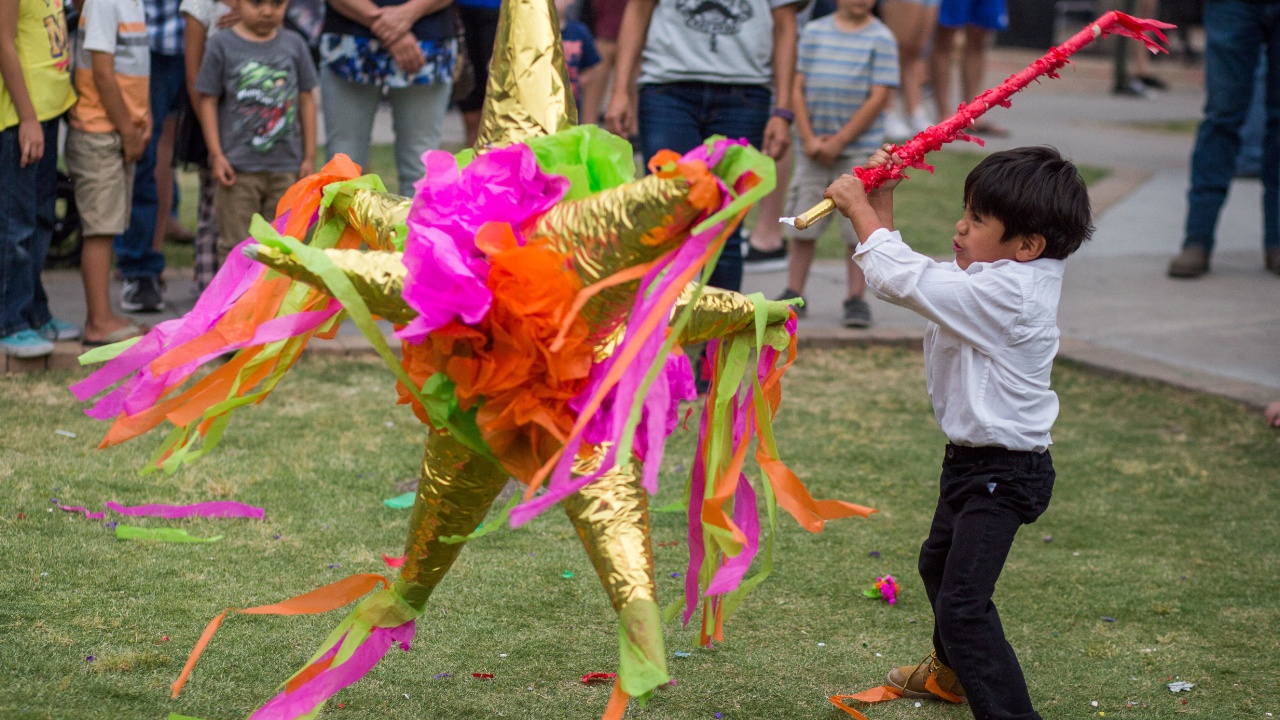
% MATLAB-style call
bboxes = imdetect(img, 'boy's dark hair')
[962,146,1094,260]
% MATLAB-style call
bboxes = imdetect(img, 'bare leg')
[961,25,991,105]
[785,236,817,294]
[81,236,135,342]
[931,24,959,122]
[152,116,179,255]
[464,110,483,148]
[846,251,866,300]
[881,0,939,117]
[748,144,792,253]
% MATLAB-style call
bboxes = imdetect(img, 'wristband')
[770,107,795,123]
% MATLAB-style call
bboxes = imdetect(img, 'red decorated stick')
[783,11,1175,230]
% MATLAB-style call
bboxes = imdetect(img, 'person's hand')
[216,6,241,28]
[801,133,824,161]
[823,173,869,220]
[17,119,44,168]
[370,4,416,46]
[210,152,236,186]
[1266,400,1280,428]
[813,136,842,167]
[298,156,315,179]
[762,115,791,160]
[387,33,425,76]
[122,123,148,163]
[603,89,634,138]
[864,143,905,194]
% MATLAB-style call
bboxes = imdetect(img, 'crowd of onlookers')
[1,0,1276,428]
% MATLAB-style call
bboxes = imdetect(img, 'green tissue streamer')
[383,492,416,509]
[524,125,637,199]
[116,525,222,543]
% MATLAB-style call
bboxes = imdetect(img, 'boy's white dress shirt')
[853,228,1063,452]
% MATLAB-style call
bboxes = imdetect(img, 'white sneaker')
[909,106,934,135]
[883,109,912,142]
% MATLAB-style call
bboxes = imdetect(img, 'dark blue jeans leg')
[115,52,184,279]
[0,123,44,337]
[23,119,59,329]
[1261,5,1280,251]
[637,82,772,292]
[703,84,770,292]
[1184,1,1268,254]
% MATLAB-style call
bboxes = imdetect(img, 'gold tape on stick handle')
[791,198,836,231]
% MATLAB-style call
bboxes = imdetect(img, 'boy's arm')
[298,88,317,177]
[764,2,797,160]
[0,0,42,166]
[195,92,234,185]
[90,50,147,162]
[792,72,822,159]
[825,84,892,159]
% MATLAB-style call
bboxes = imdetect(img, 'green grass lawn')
[2,348,1277,719]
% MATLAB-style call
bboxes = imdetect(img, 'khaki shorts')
[784,151,862,246]
[214,171,296,265]
[64,129,135,238]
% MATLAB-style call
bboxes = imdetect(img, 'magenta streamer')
[56,504,105,520]
[705,474,761,595]
[105,501,264,520]
[248,620,415,720]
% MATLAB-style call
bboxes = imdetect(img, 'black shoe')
[1266,248,1280,276]
[120,276,166,313]
[842,295,872,328]
[1167,246,1210,279]
[743,241,789,273]
[774,288,806,318]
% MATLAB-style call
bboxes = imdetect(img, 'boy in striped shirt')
[776,0,897,328]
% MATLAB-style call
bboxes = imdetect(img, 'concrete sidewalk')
[10,49,1278,411]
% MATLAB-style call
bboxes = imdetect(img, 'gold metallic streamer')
[527,173,703,344]
[340,189,412,251]
[561,445,657,611]
[245,245,416,324]
[475,0,576,149]
[399,432,511,608]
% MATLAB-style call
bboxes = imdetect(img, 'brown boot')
[1168,246,1210,278]
[886,652,967,701]
[1265,248,1280,276]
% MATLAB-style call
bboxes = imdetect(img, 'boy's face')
[554,0,571,19]
[240,0,287,35]
[837,0,875,19]
[952,206,1021,270]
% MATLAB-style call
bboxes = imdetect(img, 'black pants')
[919,444,1055,720]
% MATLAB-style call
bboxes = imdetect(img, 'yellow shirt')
[0,0,75,130]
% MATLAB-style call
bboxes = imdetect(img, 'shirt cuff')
[852,227,900,259]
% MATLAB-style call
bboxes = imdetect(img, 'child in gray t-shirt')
[195,0,317,265]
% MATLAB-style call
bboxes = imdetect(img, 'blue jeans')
[320,68,453,196]
[1184,0,1280,253]
[1236,59,1267,177]
[0,119,58,337]
[637,82,772,292]
[115,52,185,279]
